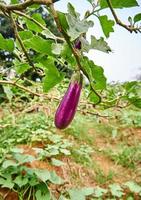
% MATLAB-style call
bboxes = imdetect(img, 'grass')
[0,97,141,199]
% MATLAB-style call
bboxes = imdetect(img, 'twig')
[10,12,36,71]
[0,80,42,96]
[106,0,141,33]
[13,10,64,42]
[0,0,52,12]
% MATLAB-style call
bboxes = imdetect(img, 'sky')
[55,0,141,82]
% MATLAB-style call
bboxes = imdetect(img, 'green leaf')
[81,56,107,90]
[13,153,36,164]
[100,0,139,9]
[68,187,94,200]
[94,187,107,197]
[24,36,53,55]
[109,184,124,197]
[19,31,33,40]
[49,171,64,184]
[14,175,28,188]
[15,63,30,74]
[41,58,63,92]
[66,14,93,40]
[60,148,71,155]
[124,181,141,193]
[52,43,63,55]
[0,175,14,189]
[51,158,64,166]
[134,13,141,23]
[2,160,17,168]
[89,91,101,104]
[99,15,115,38]
[67,3,79,18]
[58,12,69,31]
[35,184,50,200]
[0,34,14,52]
[34,169,51,182]
[25,13,46,33]
[129,97,141,108]
[68,189,85,200]
[90,36,111,53]
[3,86,13,102]
[41,29,58,40]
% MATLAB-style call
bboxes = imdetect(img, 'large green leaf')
[0,34,14,52]
[100,0,138,9]
[25,13,46,33]
[82,36,111,53]
[24,35,53,55]
[66,14,93,40]
[41,58,63,92]
[19,30,34,40]
[81,56,107,90]
[99,15,115,38]
[66,3,93,40]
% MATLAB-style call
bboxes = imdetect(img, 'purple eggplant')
[74,40,81,50]
[55,73,83,129]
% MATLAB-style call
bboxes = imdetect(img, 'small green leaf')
[52,43,63,55]
[58,12,69,31]
[89,91,101,104]
[51,158,64,166]
[94,187,108,197]
[14,153,36,164]
[0,175,14,189]
[41,29,58,40]
[134,13,141,23]
[35,184,50,200]
[14,175,28,188]
[60,148,71,155]
[129,98,141,108]
[100,0,139,9]
[109,183,124,197]
[49,171,64,184]
[3,86,13,102]
[15,63,30,74]
[124,181,141,193]
[2,160,17,168]
[34,169,51,182]
[0,34,14,52]
[99,15,115,38]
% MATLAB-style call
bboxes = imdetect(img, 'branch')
[0,80,42,97]
[106,0,141,33]
[0,80,59,101]
[10,13,36,71]
[0,0,52,12]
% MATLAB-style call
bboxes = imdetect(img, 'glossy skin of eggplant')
[55,75,82,129]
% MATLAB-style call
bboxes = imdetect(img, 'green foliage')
[100,0,139,9]
[0,34,14,52]
[99,15,115,38]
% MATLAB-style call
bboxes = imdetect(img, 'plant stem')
[10,12,36,71]
[106,0,141,33]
